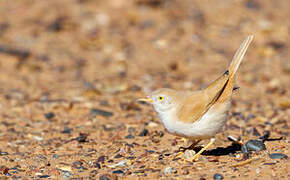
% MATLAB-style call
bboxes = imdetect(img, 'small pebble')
[241,140,266,153]
[99,175,110,180]
[0,152,9,155]
[182,149,196,160]
[61,171,72,179]
[75,133,88,143]
[94,162,101,169]
[164,167,177,175]
[90,108,113,117]
[61,127,72,134]
[44,112,55,119]
[39,175,50,178]
[112,170,124,174]
[139,129,149,136]
[213,173,224,180]
[125,134,134,139]
[269,153,288,159]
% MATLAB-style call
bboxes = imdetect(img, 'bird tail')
[228,35,254,80]
[215,35,254,103]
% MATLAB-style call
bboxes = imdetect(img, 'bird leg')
[190,138,215,161]
[179,139,201,152]
[175,139,201,158]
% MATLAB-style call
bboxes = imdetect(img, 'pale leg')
[176,139,201,158]
[190,138,215,161]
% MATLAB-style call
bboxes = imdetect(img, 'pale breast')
[159,102,231,139]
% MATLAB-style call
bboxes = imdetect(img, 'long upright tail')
[228,35,254,80]
[216,35,254,103]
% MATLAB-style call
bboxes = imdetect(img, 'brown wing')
[177,72,229,123]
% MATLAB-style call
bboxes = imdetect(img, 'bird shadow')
[193,143,242,156]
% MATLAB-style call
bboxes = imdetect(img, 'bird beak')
[137,98,154,103]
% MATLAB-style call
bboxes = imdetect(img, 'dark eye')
[158,96,164,101]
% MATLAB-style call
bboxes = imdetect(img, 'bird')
[138,35,254,161]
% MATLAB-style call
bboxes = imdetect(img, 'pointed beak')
[137,98,154,103]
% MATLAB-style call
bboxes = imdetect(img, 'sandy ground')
[0,0,289,179]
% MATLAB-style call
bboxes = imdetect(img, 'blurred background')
[0,0,289,179]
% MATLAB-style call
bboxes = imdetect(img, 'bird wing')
[177,72,229,123]
[177,35,253,123]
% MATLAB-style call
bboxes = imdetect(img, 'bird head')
[138,88,180,113]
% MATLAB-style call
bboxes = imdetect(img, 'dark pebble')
[241,140,266,153]
[94,162,101,169]
[75,133,88,143]
[125,134,134,139]
[269,153,288,159]
[263,162,276,165]
[146,150,155,153]
[139,129,149,136]
[90,108,113,117]
[97,156,106,163]
[99,175,110,180]
[114,154,123,158]
[61,127,72,134]
[112,170,124,174]
[44,112,55,119]
[52,154,59,159]
[39,175,50,178]
[244,0,260,10]
[0,152,9,155]
[72,161,86,170]
[213,173,224,180]
[47,17,64,32]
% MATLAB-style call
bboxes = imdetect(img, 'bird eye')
[158,96,164,101]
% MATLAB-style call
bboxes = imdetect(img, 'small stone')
[112,170,124,174]
[241,140,266,153]
[33,136,43,141]
[164,167,177,175]
[125,134,134,139]
[97,156,106,163]
[90,108,113,117]
[72,161,87,170]
[75,133,88,143]
[182,149,196,160]
[39,175,50,178]
[244,0,260,10]
[147,122,158,128]
[139,129,149,136]
[99,175,110,180]
[94,162,101,169]
[61,127,72,134]
[44,112,55,119]
[0,152,8,155]
[114,154,123,158]
[213,173,224,180]
[269,153,288,159]
[62,171,72,179]
[108,160,130,168]
[58,166,72,172]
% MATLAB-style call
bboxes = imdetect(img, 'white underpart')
[158,102,231,140]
